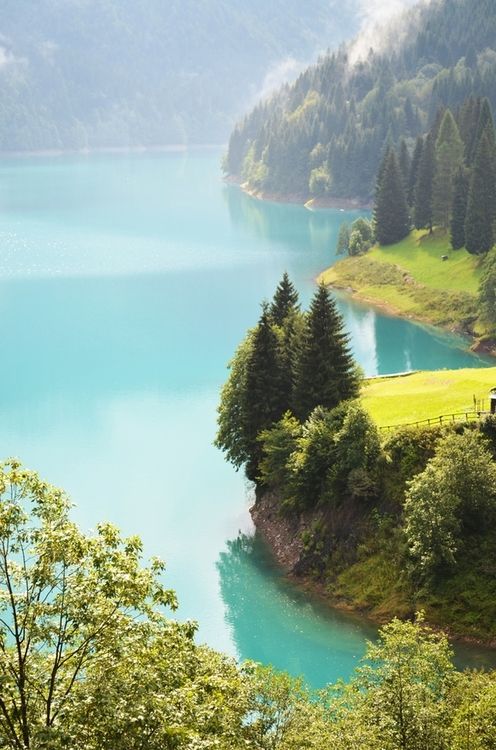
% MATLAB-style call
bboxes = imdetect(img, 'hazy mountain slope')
[225,0,496,200]
[0,0,363,151]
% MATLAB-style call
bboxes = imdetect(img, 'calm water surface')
[0,149,493,686]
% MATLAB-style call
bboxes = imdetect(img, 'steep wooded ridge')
[0,0,361,151]
[225,0,496,201]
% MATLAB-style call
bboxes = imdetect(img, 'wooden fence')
[380,409,491,433]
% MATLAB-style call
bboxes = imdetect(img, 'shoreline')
[250,495,496,651]
[326,277,496,358]
[0,143,225,160]
[224,182,495,359]
[225,176,372,211]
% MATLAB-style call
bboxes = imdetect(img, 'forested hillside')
[0,0,361,151]
[225,0,496,201]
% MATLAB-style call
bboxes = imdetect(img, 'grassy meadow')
[319,230,485,331]
[362,367,496,428]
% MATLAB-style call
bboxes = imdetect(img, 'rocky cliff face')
[250,492,306,574]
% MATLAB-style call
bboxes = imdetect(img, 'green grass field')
[368,230,483,294]
[362,367,496,428]
[319,230,485,331]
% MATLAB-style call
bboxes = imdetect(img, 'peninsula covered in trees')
[216,276,496,642]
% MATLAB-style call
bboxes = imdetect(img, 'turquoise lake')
[0,148,493,686]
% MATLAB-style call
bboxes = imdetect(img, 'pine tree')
[404,97,418,135]
[431,106,447,140]
[477,106,496,225]
[433,110,464,229]
[243,304,287,479]
[474,98,495,154]
[479,251,496,329]
[270,274,302,418]
[293,284,359,421]
[465,131,496,256]
[408,136,423,207]
[450,167,469,250]
[461,97,482,166]
[270,273,300,325]
[399,139,411,191]
[414,133,435,232]
[374,148,410,246]
[375,144,392,188]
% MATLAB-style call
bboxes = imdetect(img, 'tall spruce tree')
[474,98,495,155]
[461,97,482,166]
[243,303,287,479]
[450,167,469,250]
[374,148,410,246]
[414,133,435,232]
[433,110,464,229]
[465,131,496,255]
[408,136,423,207]
[270,274,302,420]
[270,272,300,325]
[479,251,496,329]
[294,284,358,421]
[479,110,496,225]
[399,139,411,191]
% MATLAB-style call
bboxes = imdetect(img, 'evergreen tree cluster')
[215,274,359,481]
[226,0,496,203]
[373,97,496,252]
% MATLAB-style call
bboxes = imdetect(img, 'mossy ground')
[328,517,496,642]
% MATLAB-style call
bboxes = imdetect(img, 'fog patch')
[250,57,309,107]
[349,0,433,63]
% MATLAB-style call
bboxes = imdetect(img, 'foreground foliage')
[0,459,248,748]
[1,458,496,748]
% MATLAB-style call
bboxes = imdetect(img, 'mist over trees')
[225,0,496,202]
[0,0,362,151]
